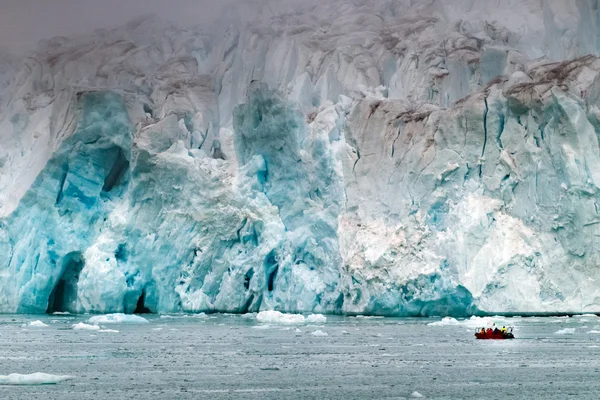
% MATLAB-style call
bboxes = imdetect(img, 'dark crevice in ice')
[134,290,152,314]
[479,97,489,178]
[265,250,279,292]
[55,163,70,205]
[244,268,254,290]
[102,147,129,192]
[46,252,84,314]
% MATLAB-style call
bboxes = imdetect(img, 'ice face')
[2,0,600,315]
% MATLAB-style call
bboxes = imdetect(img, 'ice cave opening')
[46,252,85,314]
[133,290,152,314]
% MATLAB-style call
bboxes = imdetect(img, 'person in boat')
[486,327,493,334]
[480,328,485,334]
[493,326,500,334]
[500,326,507,334]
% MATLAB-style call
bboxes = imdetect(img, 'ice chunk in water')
[306,314,327,323]
[88,314,149,324]
[28,320,48,327]
[0,373,74,385]
[256,311,305,324]
[555,328,576,335]
[72,322,100,331]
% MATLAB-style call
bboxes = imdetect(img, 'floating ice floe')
[0,373,74,385]
[159,314,188,319]
[427,316,506,328]
[311,330,328,337]
[306,314,327,323]
[72,322,100,331]
[88,314,149,324]
[555,328,576,335]
[411,391,425,398]
[256,311,305,324]
[28,321,48,328]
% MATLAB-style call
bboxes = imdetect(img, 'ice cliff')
[3,0,600,315]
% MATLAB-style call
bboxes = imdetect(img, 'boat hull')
[475,332,514,340]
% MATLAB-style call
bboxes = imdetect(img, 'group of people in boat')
[475,324,515,339]
[479,325,512,335]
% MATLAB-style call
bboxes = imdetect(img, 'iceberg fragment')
[28,320,49,328]
[306,314,327,323]
[555,328,576,335]
[256,311,305,325]
[0,373,74,385]
[88,314,149,324]
[72,322,100,331]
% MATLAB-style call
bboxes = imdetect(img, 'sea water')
[1,314,599,399]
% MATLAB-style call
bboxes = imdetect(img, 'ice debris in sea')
[555,328,576,335]
[28,321,48,327]
[306,314,327,323]
[88,314,149,324]
[427,316,507,328]
[72,322,100,331]
[0,373,74,385]
[256,311,306,324]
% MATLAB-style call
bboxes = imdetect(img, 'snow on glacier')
[2,0,600,316]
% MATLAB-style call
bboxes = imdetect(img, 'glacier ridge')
[2,0,600,315]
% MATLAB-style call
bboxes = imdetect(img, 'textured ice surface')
[28,320,48,328]
[427,316,509,328]
[256,311,306,325]
[3,0,600,315]
[88,314,149,325]
[306,314,327,323]
[555,328,577,335]
[0,373,73,385]
[72,323,100,331]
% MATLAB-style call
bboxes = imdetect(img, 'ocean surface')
[1,313,599,399]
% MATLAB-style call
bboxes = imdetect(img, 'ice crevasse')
[2,0,600,316]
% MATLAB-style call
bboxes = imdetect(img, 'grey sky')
[0,0,231,52]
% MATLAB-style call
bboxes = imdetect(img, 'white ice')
[0,373,74,385]
[28,321,48,327]
[306,314,327,323]
[88,314,149,324]
[256,311,306,325]
[555,328,577,335]
[427,316,508,328]
[72,322,100,331]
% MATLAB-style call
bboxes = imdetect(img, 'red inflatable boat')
[475,330,514,339]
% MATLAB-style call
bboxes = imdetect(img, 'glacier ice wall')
[3,0,600,315]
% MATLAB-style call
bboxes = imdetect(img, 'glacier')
[2,0,600,316]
